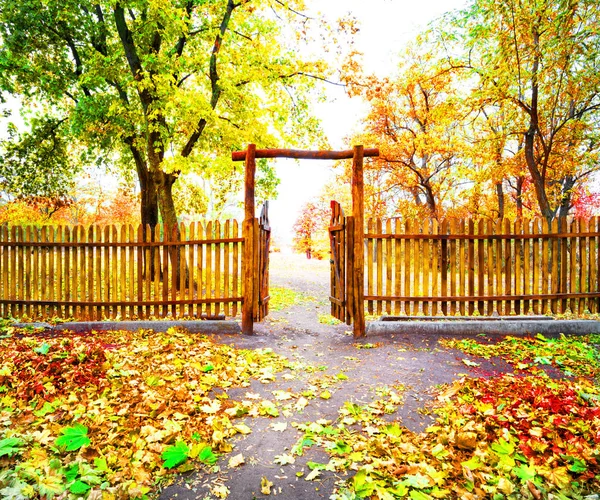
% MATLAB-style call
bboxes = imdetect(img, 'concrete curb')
[367,319,600,336]
[15,320,242,335]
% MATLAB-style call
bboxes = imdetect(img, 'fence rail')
[365,217,600,316]
[0,221,243,321]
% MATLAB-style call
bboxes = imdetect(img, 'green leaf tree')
[0,0,332,228]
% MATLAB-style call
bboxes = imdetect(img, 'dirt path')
[159,253,512,500]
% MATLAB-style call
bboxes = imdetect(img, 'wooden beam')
[232,148,379,162]
[352,145,366,338]
[242,144,256,335]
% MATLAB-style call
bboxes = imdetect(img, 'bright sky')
[269,0,468,249]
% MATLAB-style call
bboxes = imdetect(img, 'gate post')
[242,144,256,335]
[352,145,366,337]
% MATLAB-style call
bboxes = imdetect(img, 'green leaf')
[200,364,214,373]
[0,437,23,457]
[513,464,536,482]
[352,469,375,498]
[34,342,50,355]
[198,445,218,465]
[94,457,108,472]
[461,456,482,470]
[490,438,514,455]
[162,441,190,469]
[331,440,352,455]
[410,490,433,500]
[69,480,91,494]
[55,424,91,451]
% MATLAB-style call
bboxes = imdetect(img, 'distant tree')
[0,117,77,205]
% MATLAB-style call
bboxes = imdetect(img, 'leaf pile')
[292,375,600,499]
[0,327,294,499]
[441,333,600,377]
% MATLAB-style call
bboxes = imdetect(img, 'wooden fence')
[365,217,600,316]
[0,221,243,320]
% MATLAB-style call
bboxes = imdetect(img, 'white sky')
[270,0,468,249]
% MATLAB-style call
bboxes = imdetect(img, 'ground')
[3,253,600,500]
[157,254,561,500]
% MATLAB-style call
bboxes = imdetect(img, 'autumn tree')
[0,0,335,229]
[443,0,600,221]
[348,49,468,220]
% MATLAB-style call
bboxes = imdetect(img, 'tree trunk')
[495,181,504,220]
[514,176,524,219]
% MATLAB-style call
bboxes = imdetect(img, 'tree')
[0,117,77,205]
[0,0,334,229]
[445,0,600,220]
[348,49,468,220]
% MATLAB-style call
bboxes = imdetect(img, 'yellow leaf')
[228,453,245,468]
[261,476,273,495]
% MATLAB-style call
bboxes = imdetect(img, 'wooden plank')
[85,226,93,320]
[79,226,87,319]
[590,217,598,314]
[503,219,512,314]
[104,226,111,319]
[15,226,23,318]
[559,217,568,314]
[485,220,493,315]
[1,226,8,317]
[385,219,392,315]
[118,225,126,319]
[550,218,559,314]
[189,222,197,318]
[476,220,484,315]
[137,225,144,319]
[432,219,439,316]
[215,221,222,316]
[367,219,374,314]
[494,220,503,315]
[346,216,355,325]
[523,219,531,314]
[223,220,230,317]
[449,219,457,316]
[394,219,402,315]
[179,222,186,318]
[376,218,383,315]
[532,219,540,314]
[38,226,46,318]
[404,220,412,315]
[161,225,169,318]
[199,222,206,317]
[94,226,102,320]
[514,219,522,315]
[128,225,135,319]
[441,220,448,316]
[206,221,213,318]
[23,226,32,318]
[232,147,380,161]
[423,219,432,315]
[153,225,161,318]
[414,219,423,315]
[233,220,240,317]
[467,219,475,315]
[580,218,589,315]
[541,218,550,314]
[252,219,260,320]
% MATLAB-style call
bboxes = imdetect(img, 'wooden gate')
[329,201,350,324]
[254,202,270,321]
